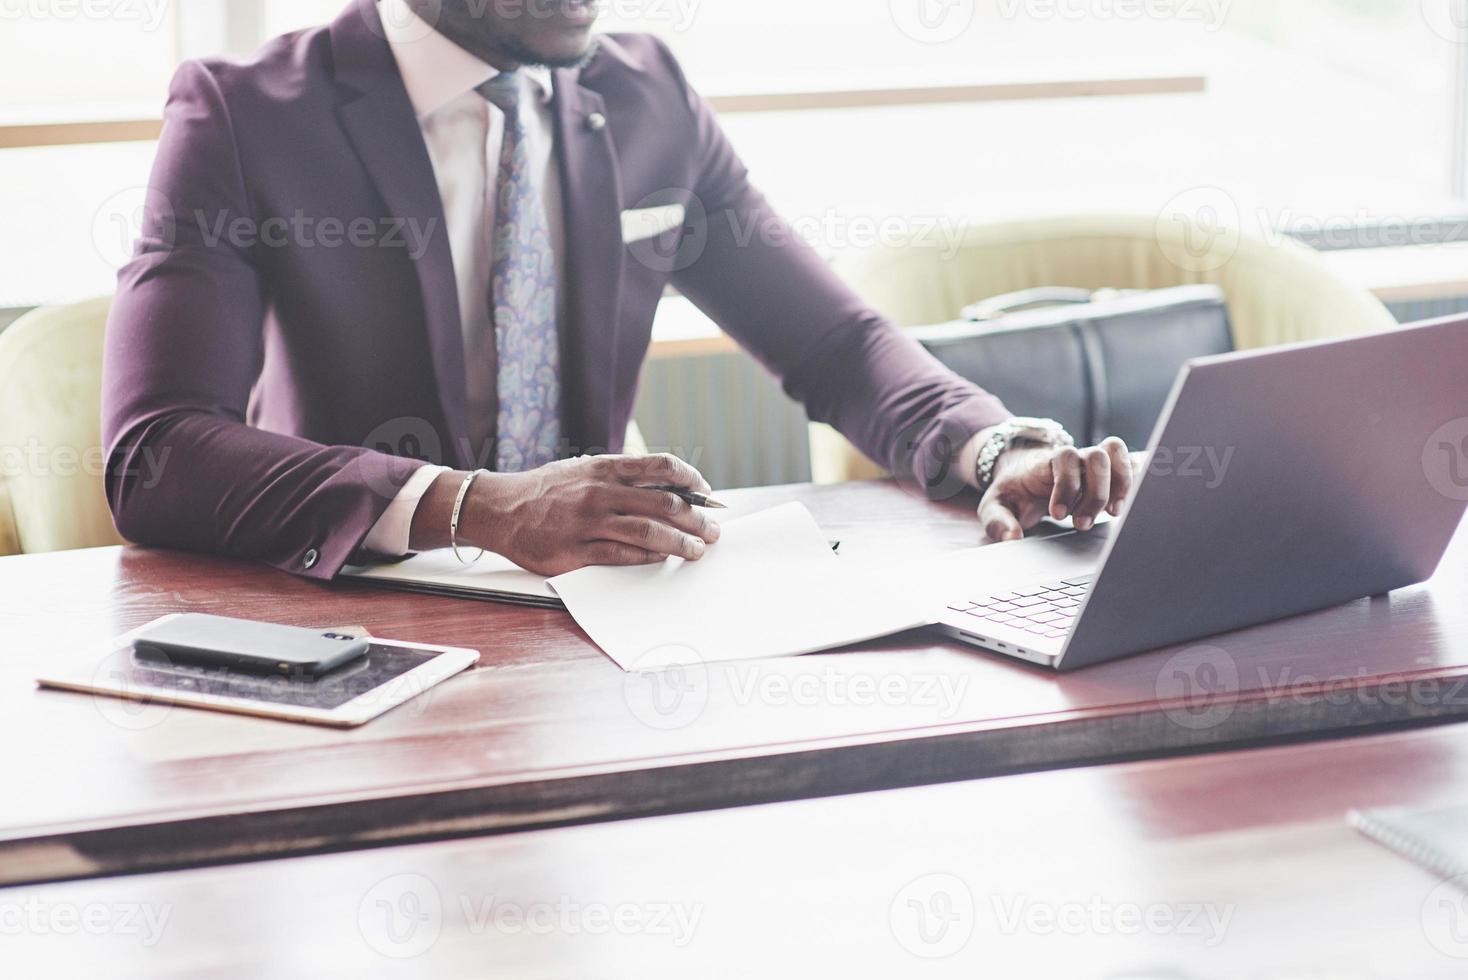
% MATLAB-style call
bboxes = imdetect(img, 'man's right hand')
[409,455,722,576]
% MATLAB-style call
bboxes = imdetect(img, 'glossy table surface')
[7,723,1468,977]
[5,481,1468,884]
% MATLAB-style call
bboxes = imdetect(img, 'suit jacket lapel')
[551,72,625,455]
[330,0,471,468]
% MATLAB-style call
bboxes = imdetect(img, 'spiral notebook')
[341,550,562,608]
[1350,804,1468,879]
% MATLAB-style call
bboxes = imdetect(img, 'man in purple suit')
[103,0,1135,580]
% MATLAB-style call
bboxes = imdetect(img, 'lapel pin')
[585,112,607,132]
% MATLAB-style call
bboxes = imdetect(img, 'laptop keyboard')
[947,576,1094,640]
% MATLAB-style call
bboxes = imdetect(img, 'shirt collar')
[381,0,554,119]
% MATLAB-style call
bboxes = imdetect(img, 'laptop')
[931,313,1468,671]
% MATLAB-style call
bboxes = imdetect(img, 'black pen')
[644,486,729,509]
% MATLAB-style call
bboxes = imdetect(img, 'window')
[1,0,178,112]
[619,0,1465,250]
[3,0,1466,309]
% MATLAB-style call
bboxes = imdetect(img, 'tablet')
[37,631,479,728]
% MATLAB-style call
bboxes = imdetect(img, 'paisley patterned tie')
[477,71,561,472]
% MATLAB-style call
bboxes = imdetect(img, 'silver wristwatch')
[975,417,1075,494]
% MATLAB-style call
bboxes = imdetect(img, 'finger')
[1073,448,1112,531]
[615,453,712,493]
[608,486,721,542]
[977,495,1024,543]
[1102,437,1133,516]
[583,541,666,567]
[601,517,709,561]
[1048,447,1083,520]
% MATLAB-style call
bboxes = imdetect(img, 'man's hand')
[977,437,1137,542]
[411,455,721,576]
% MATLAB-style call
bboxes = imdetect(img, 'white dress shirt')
[363,0,564,555]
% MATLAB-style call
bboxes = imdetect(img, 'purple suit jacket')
[102,0,1008,580]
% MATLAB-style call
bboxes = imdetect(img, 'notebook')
[341,549,561,608]
[1350,804,1468,879]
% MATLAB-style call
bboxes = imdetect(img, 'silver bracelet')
[975,418,1075,494]
[450,470,486,566]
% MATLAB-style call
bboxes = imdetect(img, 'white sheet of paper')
[342,549,557,602]
[549,502,933,670]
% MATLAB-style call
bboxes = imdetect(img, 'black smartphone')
[131,613,370,677]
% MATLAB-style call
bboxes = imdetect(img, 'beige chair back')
[0,297,124,556]
[814,214,1398,482]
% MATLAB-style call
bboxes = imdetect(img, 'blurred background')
[5,0,1468,489]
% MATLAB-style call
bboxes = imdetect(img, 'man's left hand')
[977,437,1137,542]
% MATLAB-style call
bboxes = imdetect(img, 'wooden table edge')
[6,669,1468,889]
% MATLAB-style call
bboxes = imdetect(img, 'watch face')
[1006,418,1072,447]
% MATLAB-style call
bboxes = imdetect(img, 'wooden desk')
[4,481,1468,886]
[6,724,1468,977]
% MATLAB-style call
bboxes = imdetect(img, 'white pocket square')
[621,204,687,244]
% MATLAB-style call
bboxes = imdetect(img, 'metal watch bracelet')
[975,419,1075,494]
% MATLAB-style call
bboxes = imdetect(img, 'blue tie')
[477,72,561,472]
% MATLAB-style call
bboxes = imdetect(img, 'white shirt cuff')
[362,464,451,557]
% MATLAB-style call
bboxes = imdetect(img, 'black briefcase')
[909,285,1235,449]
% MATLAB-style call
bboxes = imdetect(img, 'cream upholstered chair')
[813,213,1400,482]
[0,297,124,556]
[0,296,652,557]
